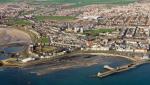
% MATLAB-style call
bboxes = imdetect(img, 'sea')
[0,46,150,85]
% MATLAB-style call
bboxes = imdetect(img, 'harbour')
[1,0,150,85]
[97,60,148,78]
[0,46,149,85]
[0,59,150,85]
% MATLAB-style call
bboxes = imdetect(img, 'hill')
[0,0,18,3]
[137,0,150,3]
[31,0,137,6]
[0,0,138,6]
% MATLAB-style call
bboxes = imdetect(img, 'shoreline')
[75,52,136,61]
[23,53,133,76]
[0,50,136,76]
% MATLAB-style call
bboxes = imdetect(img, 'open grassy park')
[38,37,49,43]
[84,28,115,36]
[6,18,32,26]
[14,19,32,26]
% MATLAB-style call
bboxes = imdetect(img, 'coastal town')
[0,0,150,79]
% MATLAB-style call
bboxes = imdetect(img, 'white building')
[21,57,35,63]
[82,16,99,20]
[141,55,149,60]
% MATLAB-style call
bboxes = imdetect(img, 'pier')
[97,60,148,78]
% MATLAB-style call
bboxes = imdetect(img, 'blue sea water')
[0,58,148,85]
[0,62,150,85]
[0,46,150,85]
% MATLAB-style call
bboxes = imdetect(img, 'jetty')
[97,60,148,78]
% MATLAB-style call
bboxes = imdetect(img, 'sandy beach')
[23,54,132,76]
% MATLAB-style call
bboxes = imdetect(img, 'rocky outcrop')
[0,28,32,45]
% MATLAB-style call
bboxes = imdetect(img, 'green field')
[35,16,76,21]
[41,46,56,52]
[84,29,115,36]
[32,0,137,6]
[14,19,32,25]
[39,37,49,43]
[7,18,32,26]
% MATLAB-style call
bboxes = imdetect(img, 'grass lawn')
[84,28,115,36]
[7,18,32,26]
[39,37,49,43]
[35,16,76,21]
[14,19,32,26]
[42,46,56,52]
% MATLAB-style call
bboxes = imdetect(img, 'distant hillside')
[0,0,17,3]
[30,0,137,6]
[137,0,150,3]
[0,0,137,6]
